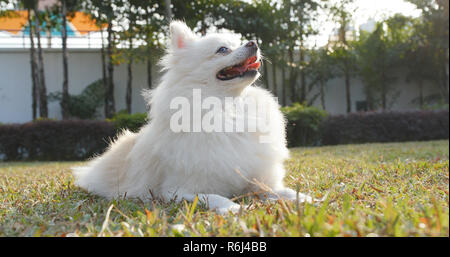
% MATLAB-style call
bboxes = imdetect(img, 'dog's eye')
[216,46,230,54]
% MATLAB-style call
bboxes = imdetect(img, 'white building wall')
[263,62,443,115]
[0,48,158,123]
[0,48,446,123]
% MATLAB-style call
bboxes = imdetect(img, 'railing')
[0,29,106,48]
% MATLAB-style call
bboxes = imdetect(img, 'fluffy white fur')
[73,21,311,214]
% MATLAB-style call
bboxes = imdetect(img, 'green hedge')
[0,109,448,161]
[108,111,149,132]
[0,120,115,161]
[0,113,149,161]
[281,103,328,147]
[321,110,449,145]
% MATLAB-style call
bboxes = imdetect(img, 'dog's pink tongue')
[230,66,248,73]
[229,60,260,74]
[248,62,261,70]
[245,56,257,65]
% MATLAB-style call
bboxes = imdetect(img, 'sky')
[311,0,422,46]
[0,0,423,48]
[352,0,421,21]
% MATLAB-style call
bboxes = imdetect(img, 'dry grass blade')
[99,204,114,237]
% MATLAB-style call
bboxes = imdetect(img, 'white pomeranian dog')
[73,21,311,214]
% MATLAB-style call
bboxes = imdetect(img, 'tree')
[222,0,281,91]
[328,43,357,111]
[175,0,321,105]
[304,47,335,109]
[204,0,288,99]
[33,0,48,117]
[21,0,39,119]
[229,0,322,104]
[139,0,165,90]
[26,0,75,119]
[406,0,449,104]
[0,0,14,17]
[41,7,59,48]
[282,0,320,104]
[116,0,139,114]
[404,18,437,108]
[171,0,222,35]
[115,0,165,112]
[355,15,412,110]
[14,0,39,119]
[104,2,117,118]
[60,0,79,119]
[124,6,135,114]
[82,0,121,118]
[328,0,357,113]
[60,0,69,118]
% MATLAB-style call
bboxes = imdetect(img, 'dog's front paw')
[216,204,246,215]
[267,188,314,203]
[292,192,313,203]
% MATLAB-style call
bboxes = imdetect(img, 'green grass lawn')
[0,140,448,237]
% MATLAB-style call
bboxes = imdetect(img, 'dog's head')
[160,21,261,92]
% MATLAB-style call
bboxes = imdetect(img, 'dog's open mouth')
[217,56,261,81]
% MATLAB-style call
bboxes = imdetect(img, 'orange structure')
[0,10,103,35]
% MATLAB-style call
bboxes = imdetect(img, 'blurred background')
[0,0,448,123]
[0,1,448,237]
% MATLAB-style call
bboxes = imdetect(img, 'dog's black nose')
[245,41,258,49]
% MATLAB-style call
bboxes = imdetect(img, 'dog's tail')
[71,129,138,198]
[72,165,91,188]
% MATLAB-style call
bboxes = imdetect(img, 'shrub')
[0,120,115,161]
[0,112,149,161]
[281,103,328,147]
[33,117,56,122]
[48,79,104,119]
[109,111,149,132]
[321,110,449,145]
[1,109,447,161]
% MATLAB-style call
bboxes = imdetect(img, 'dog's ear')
[170,21,197,50]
